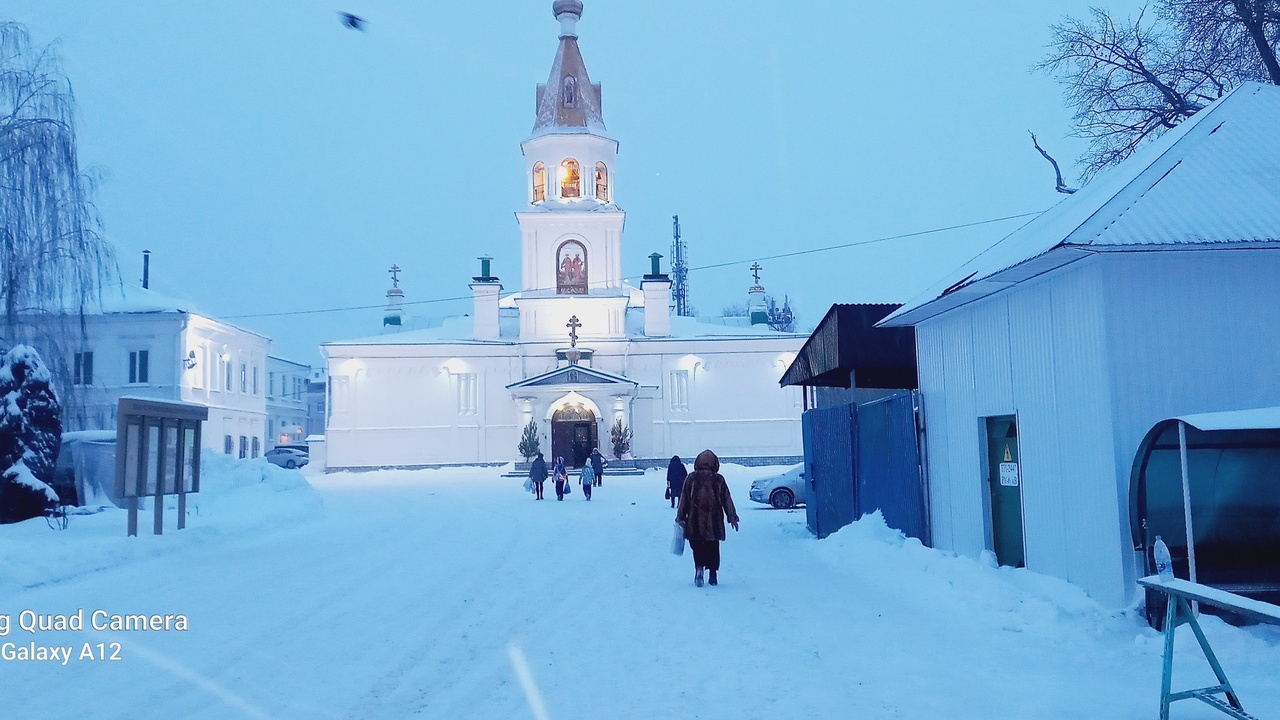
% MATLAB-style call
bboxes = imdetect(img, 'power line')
[225,210,1043,320]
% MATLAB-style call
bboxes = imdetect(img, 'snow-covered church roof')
[882,82,1280,327]
[326,306,801,347]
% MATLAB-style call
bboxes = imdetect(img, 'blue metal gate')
[802,403,857,539]
[801,391,929,543]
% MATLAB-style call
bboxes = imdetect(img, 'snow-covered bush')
[0,345,61,523]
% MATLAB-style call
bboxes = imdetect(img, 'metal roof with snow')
[881,82,1280,327]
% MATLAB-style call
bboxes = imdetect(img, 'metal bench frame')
[1140,576,1279,720]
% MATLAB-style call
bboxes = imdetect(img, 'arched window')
[594,162,609,202]
[556,240,588,295]
[559,159,581,199]
[532,162,546,203]
[562,76,578,108]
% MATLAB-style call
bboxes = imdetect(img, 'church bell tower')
[514,1,628,342]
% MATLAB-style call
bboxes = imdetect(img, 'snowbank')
[0,455,321,595]
[807,510,1112,629]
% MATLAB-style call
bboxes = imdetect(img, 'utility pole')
[671,215,690,316]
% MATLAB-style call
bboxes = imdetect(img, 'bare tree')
[0,22,116,422]
[1040,2,1280,180]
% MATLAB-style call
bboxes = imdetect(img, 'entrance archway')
[552,402,597,468]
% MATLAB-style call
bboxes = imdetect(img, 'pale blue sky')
[9,0,1142,362]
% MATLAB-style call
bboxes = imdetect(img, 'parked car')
[265,447,309,469]
[749,464,806,509]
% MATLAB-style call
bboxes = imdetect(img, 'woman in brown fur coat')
[676,449,740,587]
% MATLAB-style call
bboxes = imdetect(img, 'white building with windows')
[58,284,271,459]
[267,356,311,446]
[322,1,805,470]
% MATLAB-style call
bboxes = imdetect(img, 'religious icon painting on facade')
[557,240,588,294]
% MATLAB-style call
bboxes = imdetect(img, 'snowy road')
[2,464,1278,720]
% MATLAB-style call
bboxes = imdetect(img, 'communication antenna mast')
[671,214,691,316]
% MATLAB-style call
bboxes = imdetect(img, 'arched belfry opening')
[595,162,609,202]
[560,158,581,198]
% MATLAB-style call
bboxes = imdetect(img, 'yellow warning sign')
[1003,445,1013,462]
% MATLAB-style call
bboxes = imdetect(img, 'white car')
[265,447,309,469]
[748,464,806,509]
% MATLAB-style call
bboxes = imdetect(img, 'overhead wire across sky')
[224,209,1046,320]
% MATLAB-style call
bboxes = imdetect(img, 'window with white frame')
[252,365,259,396]
[240,364,247,393]
[457,373,479,416]
[670,370,690,412]
[128,350,149,384]
[223,356,233,392]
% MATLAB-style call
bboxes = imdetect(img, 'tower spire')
[533,1,605,136]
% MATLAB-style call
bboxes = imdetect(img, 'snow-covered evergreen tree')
[0,345,61,523]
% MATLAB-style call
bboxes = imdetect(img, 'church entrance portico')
[508,365,638,466]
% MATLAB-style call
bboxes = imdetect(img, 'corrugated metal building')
[880,82,1280,607]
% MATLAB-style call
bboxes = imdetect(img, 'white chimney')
[642,252,672,337]
[471,256,502,340]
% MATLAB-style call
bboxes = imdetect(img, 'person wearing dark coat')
[590,448,605,487]
[529,453,548,500]
[553,457,568,501]
[666,455,687,509]
[676,450,739,587]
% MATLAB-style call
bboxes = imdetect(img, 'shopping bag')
[670,521,685,556]
[523,477,534,493]
[565,482,571,495]
[664,486,671,500]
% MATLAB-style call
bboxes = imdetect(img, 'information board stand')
[114,397,208,537]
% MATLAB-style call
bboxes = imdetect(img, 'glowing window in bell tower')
[532,162,546,203]
[560,159,581,198]
[595,162,609,202]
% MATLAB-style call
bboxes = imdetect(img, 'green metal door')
[986,415,1025,568]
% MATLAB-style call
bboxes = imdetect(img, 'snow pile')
[807,510,1112,630]
[0,454,321,595]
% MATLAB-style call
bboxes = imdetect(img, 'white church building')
[321,1,805,470]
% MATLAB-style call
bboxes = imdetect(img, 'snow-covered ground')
[1,461,1278,720]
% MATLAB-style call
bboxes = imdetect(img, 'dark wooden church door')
[552,403,597,468]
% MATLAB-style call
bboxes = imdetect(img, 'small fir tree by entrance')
[518,419,540,461]
[610,417,632,460]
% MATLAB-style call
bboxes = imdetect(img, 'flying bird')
[338,12,367,31]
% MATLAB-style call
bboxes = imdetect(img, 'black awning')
[780,304,917,389]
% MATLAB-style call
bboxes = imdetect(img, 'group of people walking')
[526,446,739,589]
[527,448,605,501]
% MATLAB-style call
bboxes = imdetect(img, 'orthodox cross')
[567,315,582,348]
[750,262,762,285]
[389,264,402,288]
